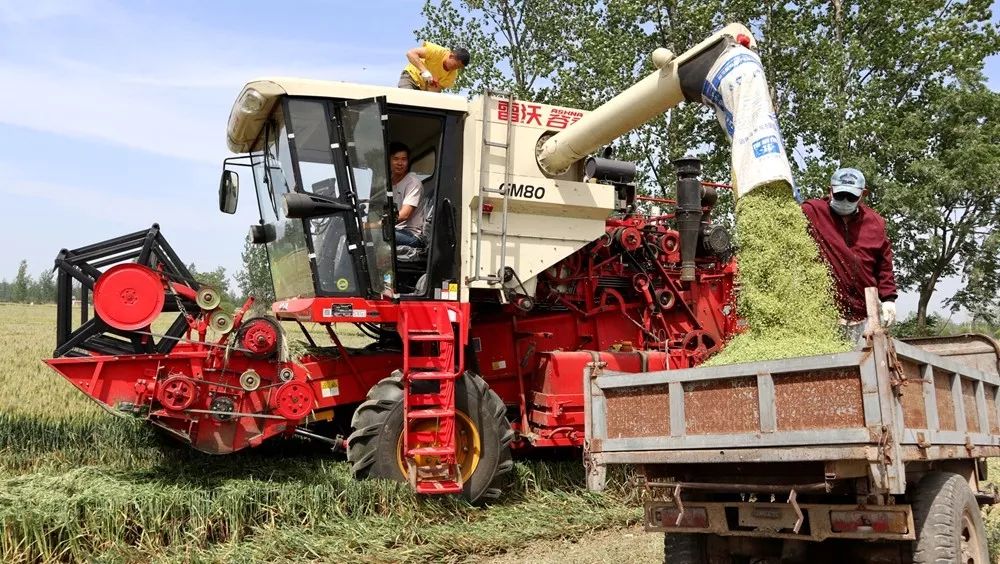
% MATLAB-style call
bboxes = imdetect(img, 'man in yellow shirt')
[399,42,470,92]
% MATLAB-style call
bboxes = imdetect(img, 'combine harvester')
[47,24,749,502]
[43,23,1000,561]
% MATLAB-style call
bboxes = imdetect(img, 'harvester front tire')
[347,370,514,504]
[910,471,988,563]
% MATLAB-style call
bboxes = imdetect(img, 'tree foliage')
[0,261,57,304]
[12,260,30,303]
[186,263,236,309]
[235,235,275,307]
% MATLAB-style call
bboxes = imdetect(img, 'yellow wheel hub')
[396,410,482,482]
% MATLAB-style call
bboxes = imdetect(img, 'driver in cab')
[389,142,425,248]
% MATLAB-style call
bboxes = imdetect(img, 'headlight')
[238,88,266,114]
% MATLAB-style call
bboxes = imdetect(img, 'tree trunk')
[916,283,935,334]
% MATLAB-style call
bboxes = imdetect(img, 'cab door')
[335,97,397,300]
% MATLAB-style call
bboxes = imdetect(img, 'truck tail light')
[830,510,909,535]
[655,506,709,529]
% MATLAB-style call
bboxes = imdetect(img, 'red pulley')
[617,227,643,252]
[239,318,281,358]
[157,375,198,411]
[93,264,166,331]
[660,233,679,253]
[271,381,314,420]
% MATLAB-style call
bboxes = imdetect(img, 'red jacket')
[801,197,898,321]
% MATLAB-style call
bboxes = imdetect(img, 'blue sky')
[0,0,996,319]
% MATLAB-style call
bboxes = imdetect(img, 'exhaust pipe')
[673,157,703,281]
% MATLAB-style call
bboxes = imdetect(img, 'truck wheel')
[664,532,707,563]
[347,370,514,504]
[911,471,988,563]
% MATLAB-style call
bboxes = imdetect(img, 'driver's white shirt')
[393,173,424,236]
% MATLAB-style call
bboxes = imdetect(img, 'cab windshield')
[250,97,395,299]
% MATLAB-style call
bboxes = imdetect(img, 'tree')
[882,85,1000,329]
[12,260,30,303]
[35,268,56,303]
[235,235,275,306]
[415,0,593,99]
[416,0,737,200]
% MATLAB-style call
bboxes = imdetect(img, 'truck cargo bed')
[584,332,1000,495]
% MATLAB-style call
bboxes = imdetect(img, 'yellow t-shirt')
[404,41,458,90]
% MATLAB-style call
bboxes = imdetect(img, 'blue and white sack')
[701,44,796,200]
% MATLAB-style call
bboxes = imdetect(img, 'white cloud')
[0,2,404,164]
[0,0,93,24]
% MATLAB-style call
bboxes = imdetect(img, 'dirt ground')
[473,526,661,564]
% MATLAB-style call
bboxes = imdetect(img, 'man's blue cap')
[831,167,866,196]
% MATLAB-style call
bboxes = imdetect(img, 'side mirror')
[219,170,239,214]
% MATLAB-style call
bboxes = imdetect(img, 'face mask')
[830,198,858,216]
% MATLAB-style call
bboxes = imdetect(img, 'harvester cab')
[46,24,768,502]
[218,80,627,314]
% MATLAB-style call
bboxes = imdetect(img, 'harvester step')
[408,333,454,342]
[415,480,463,494]
[408,446,456,457]
[407,408,455,419]
[408,371,457,381]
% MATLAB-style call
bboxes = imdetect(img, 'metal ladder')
[399,303,463,494]
[469,91,516,285]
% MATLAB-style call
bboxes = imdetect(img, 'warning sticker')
[491,360,507,371]
[320,379,340,398]
[324,304,354,318]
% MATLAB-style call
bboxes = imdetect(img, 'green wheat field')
[2,303,1000,562]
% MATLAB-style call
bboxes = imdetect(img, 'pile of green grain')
[705,182,851,366]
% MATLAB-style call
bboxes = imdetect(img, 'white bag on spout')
[702,44,797,200]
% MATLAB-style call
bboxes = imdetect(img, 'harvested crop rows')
[0,304,640,563]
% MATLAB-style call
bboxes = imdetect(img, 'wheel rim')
[960,508,984,564]
[396,410,482,482]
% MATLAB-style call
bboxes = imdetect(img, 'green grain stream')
[705,183,852,366]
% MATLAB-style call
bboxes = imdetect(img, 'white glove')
[880,301,896,327]
[420,70,433,81]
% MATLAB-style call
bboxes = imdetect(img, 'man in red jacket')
[801,168,898,341]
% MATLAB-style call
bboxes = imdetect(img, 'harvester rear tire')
[347,370,514,504]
